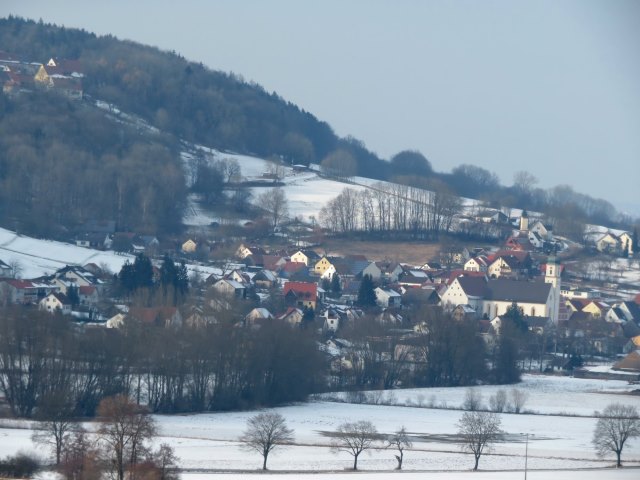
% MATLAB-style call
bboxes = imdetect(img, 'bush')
[0,452,41,478]
[488,389,507,413]
[462,388,484,411]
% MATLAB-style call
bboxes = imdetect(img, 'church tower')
[545,255,561,323]
[519,209,529,232]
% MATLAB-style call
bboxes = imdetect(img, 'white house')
[375,287,402,308]
[39,292,72,315]
[464,256,488,272]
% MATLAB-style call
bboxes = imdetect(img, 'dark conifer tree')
[357,274,377,308]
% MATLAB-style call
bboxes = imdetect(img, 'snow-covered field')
[0,227,223,280]
[0,227,132,278]
[3,375,639,478]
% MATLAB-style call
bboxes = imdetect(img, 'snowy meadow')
[3,375,640,479]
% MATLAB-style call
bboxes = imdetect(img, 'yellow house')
[581,301,609,318]
[182,239,197,253]
[314,256,334,276]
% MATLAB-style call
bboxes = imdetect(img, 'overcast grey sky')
[2,0,639,214]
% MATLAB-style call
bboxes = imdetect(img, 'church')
[441,257,561,324]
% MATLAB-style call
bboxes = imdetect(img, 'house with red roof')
[283,281,318,309]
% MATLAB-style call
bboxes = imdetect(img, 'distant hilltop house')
[0,52,84,99]
[34,57,84,99]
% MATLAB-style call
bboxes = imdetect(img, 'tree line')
[0,309,324,418]
[319,180,462,239]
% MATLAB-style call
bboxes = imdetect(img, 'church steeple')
[544,255,561,324]
[519,209,529,232]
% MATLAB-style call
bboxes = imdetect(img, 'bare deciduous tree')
[386,426,412,470]
[239,412,294,470]
[31,391,78,465]
[509,388,528,414]
[488,389,507,413]
[257,188,289,230]
[96,395,157,480]
[153,443,180,480]
[457,411,502,470]
[462,388,483,411]
[592,403,640,468]
[330,420,378,470]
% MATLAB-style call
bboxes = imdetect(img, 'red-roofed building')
[283,281,318,309]
[79,285,99,306]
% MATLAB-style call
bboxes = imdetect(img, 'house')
[39,292,72,315]
[487,254,529,279]
[375,261,404,282]
[421,261,442,271]
[212,278,246,299]
[78,286,99,306]
[278,261,308,279]
[375,287,402,308]
[75,232,110,249]
[464,256,489,272]
[322,308,341,332]
[245,307,273,325]
[106,313,126,329]
[476,210,508,224]
[359,262,383,281]
[314,256,335,276]
[278,307,305,327]
[595,232,619,253]
[618,232,634,256]
[580,300,610,319]
[253,269,278,288]
[530,221,553,240]
[0,279,59,305]
[34,58,84,99]
[236,244,266,259]
[283,281,318,309]
[401,286,441,307]
[452,304,476,321]
[181,239,197,253]
[290,249,321,266]
[397,268,431,287]
[128,307,183,328]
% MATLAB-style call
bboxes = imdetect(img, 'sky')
[2,0,639,215]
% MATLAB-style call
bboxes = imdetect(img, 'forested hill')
[0,16,630,237]
[0,16,388,177]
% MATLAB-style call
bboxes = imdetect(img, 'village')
[1,205,639,384]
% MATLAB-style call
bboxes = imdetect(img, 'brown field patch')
[318,238,442,265]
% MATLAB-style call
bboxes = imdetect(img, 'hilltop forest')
[0,16,632,238]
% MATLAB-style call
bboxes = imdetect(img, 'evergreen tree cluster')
[118,254,188,306]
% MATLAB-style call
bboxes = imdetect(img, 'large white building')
[441,258,561,323]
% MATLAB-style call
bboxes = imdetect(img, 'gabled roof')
[486,278,551,304]
[622,301,640,321]
[283,281,317,300]
[48,292,70,305]
[456,276,488,298]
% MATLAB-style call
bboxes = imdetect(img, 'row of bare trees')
[0,310,325,418]
[240,403,640,471]
[319,180,462,238]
